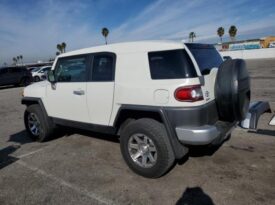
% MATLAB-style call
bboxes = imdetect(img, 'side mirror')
[47,70,56,83]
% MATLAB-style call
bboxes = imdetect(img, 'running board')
[240,101,271,130]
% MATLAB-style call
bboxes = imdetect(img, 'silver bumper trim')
[176,122,236,145]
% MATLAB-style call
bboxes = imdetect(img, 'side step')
[240,101,271,129]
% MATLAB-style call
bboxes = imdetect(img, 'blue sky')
[0,0,275,64]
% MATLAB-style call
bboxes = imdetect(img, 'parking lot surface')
[0,59,275,205]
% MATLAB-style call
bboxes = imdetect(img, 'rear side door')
[0,68,9,85]
[45,55,90,123]
[186,44,223,102]
[8,67,23,84]
[86,53,116,125]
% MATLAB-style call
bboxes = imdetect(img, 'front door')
[45,55,90,123]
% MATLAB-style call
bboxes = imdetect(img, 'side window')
[91,54,114,81]
[148,49,197,79]
[10,67,23,73]
[0,68,8,75]
[54,56,87,82]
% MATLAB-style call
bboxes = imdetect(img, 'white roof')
[59,40,185,57]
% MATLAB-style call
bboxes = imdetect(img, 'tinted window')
[148,49,197,79]
[9,67,25,73]
[91,55,114,81]
[186,44,223,75]
[0,68,8,75]
[55,56,87,82]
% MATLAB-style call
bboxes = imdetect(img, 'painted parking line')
[16,160,115,205]
[17,146,47,159]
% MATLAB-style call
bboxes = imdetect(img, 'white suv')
[22,41,255,178]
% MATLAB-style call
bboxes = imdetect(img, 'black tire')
[215,59,250,122]
[34,76,40,82]
[24,104,55,142]
[20,77,31,86]
[120,118,175,178]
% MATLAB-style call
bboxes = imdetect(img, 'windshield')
[186,43,223,75]
[32,67,40,72]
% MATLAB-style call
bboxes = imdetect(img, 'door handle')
[73,90,85,95]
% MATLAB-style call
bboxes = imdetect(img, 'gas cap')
[154,89,169,104]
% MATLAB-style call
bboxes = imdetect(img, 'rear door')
[45,55,90,123]
[0,68,9,85]
[86,52,116,125]
[186,44,223,102]
[8,67,23,84]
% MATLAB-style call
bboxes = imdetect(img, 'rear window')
[186,44,223,75]
[148,49,197,79]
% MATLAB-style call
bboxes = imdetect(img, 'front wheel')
[24,104,55,142]
[120,118,175,178]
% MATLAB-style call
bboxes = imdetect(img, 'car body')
[31,66,52,81]
[269,42,275,48]
[22,41,260,178]
[0,66,32,87]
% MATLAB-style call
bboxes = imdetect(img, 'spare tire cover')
[215,59,250,122]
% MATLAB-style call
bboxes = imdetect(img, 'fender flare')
[21,97,49,119]
[114,105,188,159]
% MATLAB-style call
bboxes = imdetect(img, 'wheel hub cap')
[27,113,41,136]
[128,134,157,168]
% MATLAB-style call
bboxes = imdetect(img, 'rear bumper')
[164,101,236,145]
[175,121,236,145]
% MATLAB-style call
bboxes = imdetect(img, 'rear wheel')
[120,118,175,178]
[24,104,55,142]
[34,76,40,82]
[20,77,31,86]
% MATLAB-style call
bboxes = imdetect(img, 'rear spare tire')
[215,59,250,122]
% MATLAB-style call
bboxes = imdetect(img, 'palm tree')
[17,56,20,65]
[57,44,62,53]
[61,42,66,53]
[189,32,196,43]
[19,55,23,65]
[101,27,109,45]
[12,57,17,65]
[56,51,60,56]
[217,27,225,43]
[229,25,237,41]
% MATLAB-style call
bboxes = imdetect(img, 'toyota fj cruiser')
[22,41,265,178]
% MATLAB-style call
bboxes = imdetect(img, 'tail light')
[174,85,203,102]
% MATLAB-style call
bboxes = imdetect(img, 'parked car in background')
[0,66,32,86]
[31,66,52,82]
[269,41,275,48]
[28,67,39,72]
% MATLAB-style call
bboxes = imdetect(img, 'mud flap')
[240,101,271,129]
